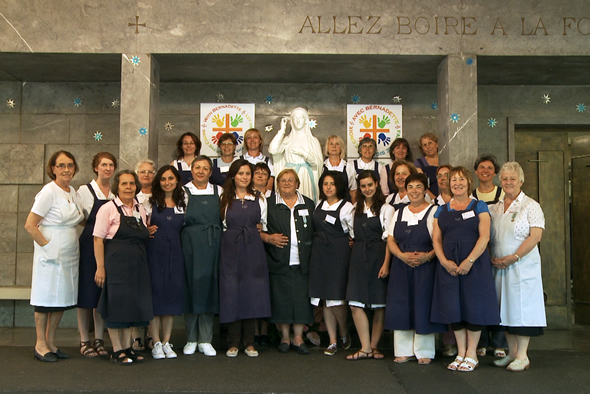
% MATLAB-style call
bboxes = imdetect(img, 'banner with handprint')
[200,103,255,156]
[347,104,402,159]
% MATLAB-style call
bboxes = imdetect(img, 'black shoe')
[277,342,290,353]
[34,349,57,362]
[254,335,260,345]
[260,335,270,346]
[291,342,309,355]
[52,349,70,359]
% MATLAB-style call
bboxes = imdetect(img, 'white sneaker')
[198,343,217,357]
[152,341,165,359]
[162,342,177,359]
[183,342,198,355]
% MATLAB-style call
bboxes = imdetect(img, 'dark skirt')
[34,305,75,313]
[308,234,351,300]
[346,239,388,305]
[269,266,314,324]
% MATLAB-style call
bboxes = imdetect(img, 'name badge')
[220,166,230,173]
[407,217,419,226]
[174,206,185,214]
[132,210,141,222]
[462,210,475,220]
[298,209,309,217]
[325,214,336,225]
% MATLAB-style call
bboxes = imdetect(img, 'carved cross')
[128,15,146,34]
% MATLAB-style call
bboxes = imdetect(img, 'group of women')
[25,130,547,372]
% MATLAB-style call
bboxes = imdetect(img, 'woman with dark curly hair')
[385,138,414,193]
[171,132,201,185]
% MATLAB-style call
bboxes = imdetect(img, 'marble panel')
[0,300,14,327]
[22,82,108,115]
[0,253,16,286]
[21,114,70,144]
[0,185,18,213]
[14,301,34,327]
[16,253,33,287]
[157,144,177,169]
[0,213,17,253]
[44,144,119,190]
[157,115,200,145]
[0,144,45,185]
[69,115,120,145]
[17,213,33,253]
[0,82,21,116]
[0,115,21,143]
[18,185,43,213]
[101,84,122,115]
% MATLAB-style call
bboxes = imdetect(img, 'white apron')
[30,196,82,307]
[490,201,547,327]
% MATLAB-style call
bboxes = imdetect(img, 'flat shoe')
[34,349,57,362]
[226,348,238,358]
[494,349,507,358]
[52,349,70,359]
[458,357,479,372]
[493,355,515,367]
[277,342,290,353]
[291,342,309,355]
[418,358,432,365]
[507,358,530,372]
[244,348,259,357]
[447,356,464,370]
[476,347,487,357]
[394,356,415,363]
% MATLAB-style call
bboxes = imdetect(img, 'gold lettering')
[414,16,430,35]
[318,16,331,33]
[533,17,548,35]
[444,17,459,35]
[577,17,590,35]
[397,16,412,34]
[521,17,533,35]
[333,16,347,34]
[435,16,440,35]
[461,17,477,35]
[348,16,363,34]
[491,17,507,35]
[563,17,575,35]
[367,16,382,34]
[299,16,316,34]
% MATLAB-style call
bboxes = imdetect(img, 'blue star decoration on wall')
[265,95,273,104]
[131,56,141,66]
[73,98,82,107]
[488,118,497,128]
[351,94,361,104]
[139,127,148,136]
[576,103,586,113]
[93,131,103,141]
[431,102,438,110]
[466,58,474,65]
[450,113,460,123]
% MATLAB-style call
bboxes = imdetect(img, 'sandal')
[447,356,464,370]
[125,348,144,363]
[476,347,487,357]
[394,356,415,363]
[418,358,432,365]
[80,341,99,358]
[110,350,133,366]
[371,348,385,360]
[458,357,479,372]
[494,348,507,358]
[346,350,372,360]
[132,337,144,351]
[93,339,109,357]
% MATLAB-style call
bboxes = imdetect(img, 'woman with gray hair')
[322,135,355,201]
[346,137,389,202]
[489,162,546,372]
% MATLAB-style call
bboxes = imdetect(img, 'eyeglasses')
[436,174,448,179]
[279,178,296,184]
[55,163,75,170]
[220,142,235,146]
[138,170,156,175]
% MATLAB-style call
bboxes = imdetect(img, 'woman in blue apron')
[414,132,439,199]
[385,160,418,212]
[171,132,201,185]
[181,156,223,357]
[94,170,153,365]
[25,151,84,362]
[431,166,500,372]
[347,137,389,202]
[145,165,186,360]
[385,138,414,193]
[386,173,446,364]
[345,171,394,360]
[308,171,355,355]
[219,159,271,358]
[76,152,116,358]
[210,133,238,186]
[321,135,353,202]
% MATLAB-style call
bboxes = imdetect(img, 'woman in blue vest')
[385,138,414,193]
[414,133,439,199]
[210,133,238,186]
[171,132,201,185]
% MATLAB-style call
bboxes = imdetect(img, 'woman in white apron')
[25,151,84,362]
[490,161,546,372]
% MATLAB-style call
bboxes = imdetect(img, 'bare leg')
[161,315,174,344]
[332,305,349,337]
[45,311,64,352]
[279,324,291,344]
[323,305,338,345]
[121,327,133,350]
[349,306,371,353]
[514,335,531,360]
[505,332,518,358]
[149,316,162,344]
[108,328,123,352]
[77,308,92,342]
[34,312,51,354]
[292,324,305,346]
[466,330,482,361]
[453,328,467,359]
[93,309,105,340]
[370,309,385,350]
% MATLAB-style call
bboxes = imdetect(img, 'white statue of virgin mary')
[269,107,324,202]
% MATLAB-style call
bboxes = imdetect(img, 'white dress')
[489,192,547,327]
[30,182,84,307]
